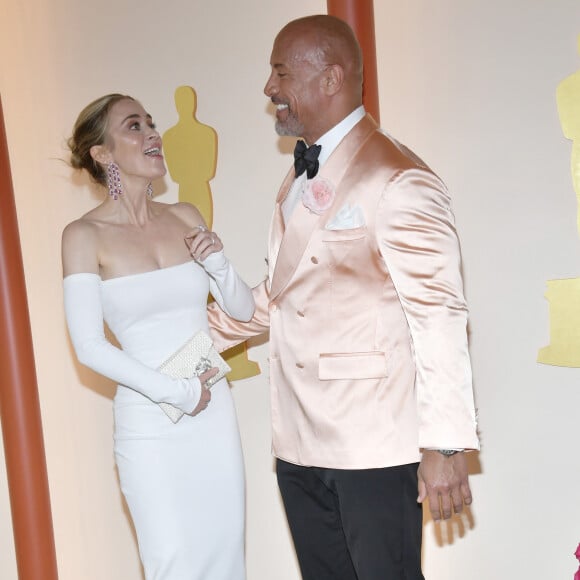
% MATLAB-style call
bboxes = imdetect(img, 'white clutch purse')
[157,330,231,423]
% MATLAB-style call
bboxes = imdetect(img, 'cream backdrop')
[1,1,579,579]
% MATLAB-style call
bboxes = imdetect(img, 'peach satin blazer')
[209,115,479,469]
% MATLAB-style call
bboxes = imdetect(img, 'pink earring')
[146,183,153,198]
[106,162,122,200]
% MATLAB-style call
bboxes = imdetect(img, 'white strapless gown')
[100,261,245,580]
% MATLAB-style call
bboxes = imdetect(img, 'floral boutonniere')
[302,177,336,215]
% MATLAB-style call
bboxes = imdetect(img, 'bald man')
[208,15,479,580]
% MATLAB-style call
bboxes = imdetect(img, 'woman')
[62,94,254,580]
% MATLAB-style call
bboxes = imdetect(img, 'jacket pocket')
[321,227,367,242]
[318,351,388,380]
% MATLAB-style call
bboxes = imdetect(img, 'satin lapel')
[268,167,296,279]
[270,115,378,299]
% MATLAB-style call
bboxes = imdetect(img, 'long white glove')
[63,273,201,413]
[200,250,255,322]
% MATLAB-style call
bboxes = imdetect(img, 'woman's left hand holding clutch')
[188,367,218,416]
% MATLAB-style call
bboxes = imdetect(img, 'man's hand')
[417,450,472,521]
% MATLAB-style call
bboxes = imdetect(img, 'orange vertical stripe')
[327,0,380,124]
[0,96,59,579]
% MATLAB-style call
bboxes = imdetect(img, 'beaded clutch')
[157,330,231,423]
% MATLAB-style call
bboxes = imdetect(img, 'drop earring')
[146,183,153,198]
[106,162,122,200]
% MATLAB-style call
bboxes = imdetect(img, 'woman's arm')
[200,250,255,322]
[62,219,203,413]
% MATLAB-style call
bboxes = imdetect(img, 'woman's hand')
[187,367,218,416]
[185,224,223,261]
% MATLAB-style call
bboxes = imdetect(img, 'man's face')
[264,32,327,144]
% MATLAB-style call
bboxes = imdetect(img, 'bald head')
[277,15,363,102]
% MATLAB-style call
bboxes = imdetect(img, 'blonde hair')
[68,94,133,186]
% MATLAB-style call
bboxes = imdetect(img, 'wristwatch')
[436,449,463,456]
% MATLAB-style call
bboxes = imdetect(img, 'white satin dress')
[64,255,251,580]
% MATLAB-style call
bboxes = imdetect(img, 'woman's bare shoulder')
[62,202,109,233]
[62,214,99,242]
[164,201,206,228]
[61,214,102,276]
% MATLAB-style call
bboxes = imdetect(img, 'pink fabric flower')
[575,543,580,580]
[302,177,335,215]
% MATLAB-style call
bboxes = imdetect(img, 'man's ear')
[321,64,344,96]
[90,144,112,165]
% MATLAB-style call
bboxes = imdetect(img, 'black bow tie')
[294,140,321,179]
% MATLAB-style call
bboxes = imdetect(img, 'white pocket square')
[325,203,365,230]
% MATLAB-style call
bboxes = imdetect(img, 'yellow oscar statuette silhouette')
[163,86,260,380]
[538,34,580,367]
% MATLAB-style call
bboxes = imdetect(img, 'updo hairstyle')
[68,94,133,186]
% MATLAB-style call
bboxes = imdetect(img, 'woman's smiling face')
[102,98,166,183]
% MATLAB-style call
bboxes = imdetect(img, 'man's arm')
[207,278,271,352]
[377,168,479,520]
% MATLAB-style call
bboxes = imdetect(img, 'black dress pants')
[276,459,424,580]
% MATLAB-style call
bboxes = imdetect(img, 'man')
[208,14,479,580]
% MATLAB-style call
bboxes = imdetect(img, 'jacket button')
[311,256,319,264]
[296,362,304,369]
[297,311,304,317]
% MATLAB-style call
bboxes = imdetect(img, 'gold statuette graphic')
[538,35,580,367]
[164,86,260,380]
[538,278,580,367]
